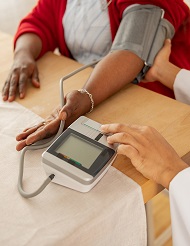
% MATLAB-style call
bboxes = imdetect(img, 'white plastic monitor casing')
[42,116,117,192]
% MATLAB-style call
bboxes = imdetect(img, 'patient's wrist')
[78,89,94,114]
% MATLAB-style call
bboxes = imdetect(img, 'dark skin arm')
[16,50,144,151]
[2,33,42,101]
[78,50,143,106]
[59,50,144,118]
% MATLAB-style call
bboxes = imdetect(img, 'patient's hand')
[16,90,92,151]
[2,52,40,102]
[16,107,61,151]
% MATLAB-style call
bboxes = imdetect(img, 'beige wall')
[185,0,190,6]
[0,0,36,35]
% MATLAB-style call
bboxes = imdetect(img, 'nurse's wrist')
[162,160,189,189]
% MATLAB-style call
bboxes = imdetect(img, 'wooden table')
[1,32,190,203]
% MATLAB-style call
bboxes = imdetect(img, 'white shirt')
[63,0,112,65]
[169,167,190,245]
[173,69,190,105]
[168,70,190,244]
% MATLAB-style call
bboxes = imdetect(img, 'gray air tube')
[18,59,100,198]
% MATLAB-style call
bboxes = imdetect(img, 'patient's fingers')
[16,139,28,151]
[16,118,61,151]
[16,122,46,141]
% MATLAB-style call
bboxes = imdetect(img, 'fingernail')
[3,96,7,101]
[8,96,14,102]
[106,137,112,144]
[100,125,105,132]
[20,93,24,99]
[60,111,67,120]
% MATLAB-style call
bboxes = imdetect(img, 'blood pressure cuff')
[111,4,175,83]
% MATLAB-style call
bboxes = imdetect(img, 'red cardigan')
[14,0,190,98]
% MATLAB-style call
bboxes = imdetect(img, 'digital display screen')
[55,133,103,169]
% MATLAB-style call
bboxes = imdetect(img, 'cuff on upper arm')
[111,4,175,63]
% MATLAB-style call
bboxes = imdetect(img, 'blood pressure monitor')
[42,116,117,192]
[18,62,118,198]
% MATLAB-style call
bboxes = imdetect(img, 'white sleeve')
[173,69,190,105]
[169,167,190,246]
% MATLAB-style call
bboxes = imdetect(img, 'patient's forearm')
[83,50,144,106]
[14,33,42,60]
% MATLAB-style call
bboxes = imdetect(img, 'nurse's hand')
[2,51,40,102]
[101,123,188,189]
[16,90,92,151]
[142,39,171,83]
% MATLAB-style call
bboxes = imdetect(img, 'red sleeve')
[14,0,67,58]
